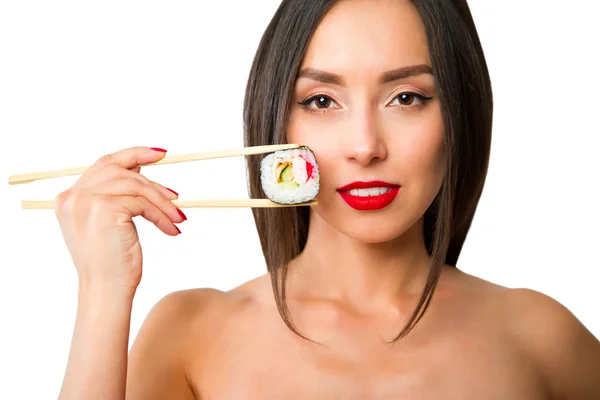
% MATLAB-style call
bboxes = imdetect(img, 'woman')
[56,0,600,398]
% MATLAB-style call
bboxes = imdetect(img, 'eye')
[298,94,339,112]
[389,92,433,109]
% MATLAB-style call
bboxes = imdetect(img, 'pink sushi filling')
[299,155,314,182]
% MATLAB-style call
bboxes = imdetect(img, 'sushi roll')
[260,146,320,204]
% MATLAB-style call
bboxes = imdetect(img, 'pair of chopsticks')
[8,144,318,209]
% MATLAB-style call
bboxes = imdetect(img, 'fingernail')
[175,225,182,234]
[150,147,167,152]
[166,187,179,196]
[176,208,187,221]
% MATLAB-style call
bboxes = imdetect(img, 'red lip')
[337,180,400,191]
[337,181,401,211]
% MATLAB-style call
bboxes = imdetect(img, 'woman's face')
[287,0,445,244]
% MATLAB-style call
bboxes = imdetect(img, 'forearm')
[58,285,135,400]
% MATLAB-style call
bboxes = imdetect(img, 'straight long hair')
[243,0,493,342]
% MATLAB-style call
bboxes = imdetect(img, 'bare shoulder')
[489,282,600,398]
[125,288,223,399]
[133,287,239,343]
[137,281,268,345]
[146,274,275,353]
[146,286,246,322]
[126,284,265,399]
[447,269,600,397]
[503,288,600,384]
[142,273,271,324]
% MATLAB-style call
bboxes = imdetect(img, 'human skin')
[58,1,600,399]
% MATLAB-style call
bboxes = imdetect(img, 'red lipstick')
[337,181,400,211]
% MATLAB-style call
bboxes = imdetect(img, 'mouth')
[337,181,401,211]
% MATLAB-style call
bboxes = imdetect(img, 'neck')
[289,210,433,310]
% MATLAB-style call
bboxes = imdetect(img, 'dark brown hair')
[243,0,493,343]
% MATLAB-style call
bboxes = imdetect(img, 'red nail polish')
[175,226,181,234]
[166,187,179,196]
[176,208,187,221]
[150,147,167,152]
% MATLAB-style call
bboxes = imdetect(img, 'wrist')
[78,281,136,308]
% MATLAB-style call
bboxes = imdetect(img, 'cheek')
[407,131,443,168]
[392,114,445,186]
[286,110,335,149]
[286,108,311,144]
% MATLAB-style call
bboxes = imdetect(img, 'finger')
[102,146,169,169]
[119,195,181,236]
[57,189,179,236]
[88,177,186,225]
[79,146,168,184]
[77,164,179,201]
[151,181,179,201]
[122,168,179,201]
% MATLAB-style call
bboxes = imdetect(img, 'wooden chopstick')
[21,199,318,209]
[8,144,301,185]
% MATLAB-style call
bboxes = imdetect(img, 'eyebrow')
[296,64,433,86]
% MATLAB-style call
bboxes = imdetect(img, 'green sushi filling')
[279,165,299,189]
[280,181,299,190]
[280,165,293,182]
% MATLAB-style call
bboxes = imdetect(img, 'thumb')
[105,146,168,171]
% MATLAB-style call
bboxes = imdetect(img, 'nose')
[344,107,387,166]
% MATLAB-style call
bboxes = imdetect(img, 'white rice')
[260,146,320,204]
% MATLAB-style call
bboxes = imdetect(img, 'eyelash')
[297,92,433,114]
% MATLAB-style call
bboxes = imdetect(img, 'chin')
[313,202,417,244]
[347,226,405,244]
[344,216,413,244]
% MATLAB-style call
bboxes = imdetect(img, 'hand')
[54,146,186,295]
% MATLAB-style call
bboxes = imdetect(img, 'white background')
[1,0,598,397]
